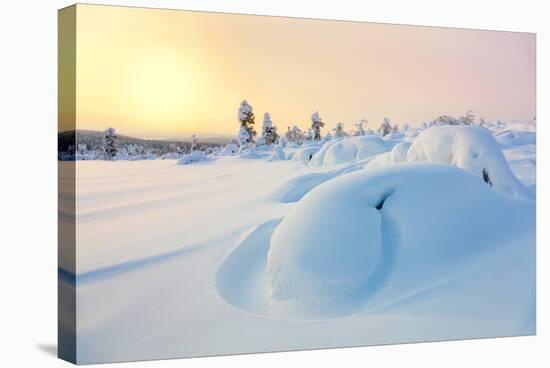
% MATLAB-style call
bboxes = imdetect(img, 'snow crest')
[310,135,393,166]
[407,126,533,199]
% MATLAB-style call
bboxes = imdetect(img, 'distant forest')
[58,130,229,161]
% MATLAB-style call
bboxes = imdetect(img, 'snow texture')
[407,126,533,199]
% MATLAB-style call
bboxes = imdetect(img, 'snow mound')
[407,126,533,199]
[161,152,182,160]
[310,135,393,166]
[218,143,239,156]
[366,152,391,169]
[271,173,334,203]
[292,143,323,163]
[495,130,536,147]
[269,144,286,161]
[265,164,535,314]
[366,142,410,169]
[389,141,411,163]
[176,151,207,165]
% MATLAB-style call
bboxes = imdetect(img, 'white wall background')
[0,0,547,367]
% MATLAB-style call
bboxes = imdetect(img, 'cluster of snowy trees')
[231,100,441,146]
[424,110,478,128]
[236,100,281,150]
[72,127,221,161]
[73,103,498,162]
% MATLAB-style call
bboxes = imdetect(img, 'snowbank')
[389,141,411,163]
[495,130,536,147]
[269,144,286,161]
[176,151,207,165]
[218,143,239,156]
[407,126,533,199]
[292,143,323,163]
[310,135,393,166]
[266,164,535,313]
[366,141,410,169]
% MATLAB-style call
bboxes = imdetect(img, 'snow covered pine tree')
[353,119,367,136]
[311,111,325,141]
[261,112,279,145]
[377,117,392,136]
[237,100,257,148]
[191,134,199,152]
[103,127,117,160]
[333,122,346,138]
[238,125,251,148]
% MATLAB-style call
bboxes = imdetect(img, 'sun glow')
[73,4,535,139]
[126,51,198,131]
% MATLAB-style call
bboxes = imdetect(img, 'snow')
[262,164,535,317]
[310,135,393,166]
[292,143,323,163]
[65,120,536,364]
[269,143,286,161]
[389,141,411,163]
[495,130,536,147]
[176,151,207,165]
[407,126,533,199]
[218,143,239,156]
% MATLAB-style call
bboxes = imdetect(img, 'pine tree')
[311,111,325,141]
[432,115,458,126]
[261,112,279,145]
[237,100,256,146]
[103,127,117,160]
[285,125,303,144]
[458,110,475,125]
[191,134,199,151]
[377,118,392,136]
[332,122,346,138]
[353,119,367,136]
[238,125,250,147]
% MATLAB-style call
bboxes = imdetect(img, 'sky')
[67,4,536,139]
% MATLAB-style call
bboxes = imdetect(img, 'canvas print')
[58,4,536,364]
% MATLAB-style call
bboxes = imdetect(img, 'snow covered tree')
[310,111,325,141]
[286,125,303,144]
[332,122,347,138]
[430,115,458,126]
[191,134,199,151]
[237,100,256,145]
[478,117,486,127]
[392,124,399,133]
[261,112,279,145]
[103,127,117,160]
[353,119,367,136]
[238,125,251,147]
[458,110,475,125]
[377,118,392,136]
[402,123,410,131]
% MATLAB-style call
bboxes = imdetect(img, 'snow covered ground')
[61,123,536,364]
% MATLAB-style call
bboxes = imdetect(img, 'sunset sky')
[70,4,535,139]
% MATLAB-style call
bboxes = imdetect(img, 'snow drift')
[406,126,533,199]
[176,151,207,165]
[292,143,323,163]
[495,130,536,147]
[310,135,393,166]
[262,164,534,319]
